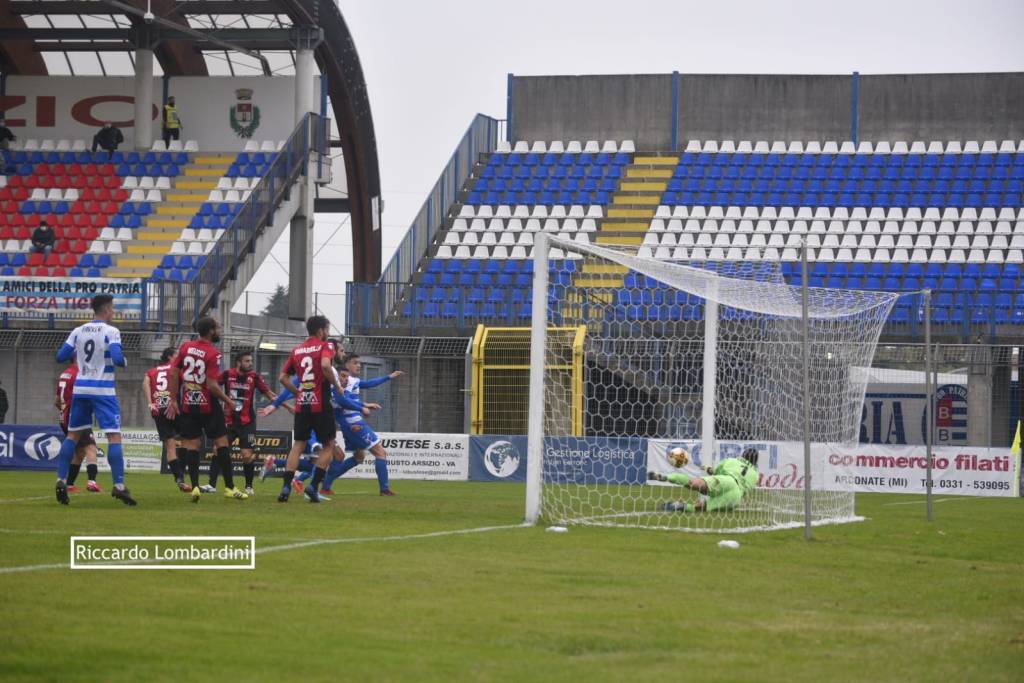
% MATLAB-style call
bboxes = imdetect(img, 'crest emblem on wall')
[229,88,261,138]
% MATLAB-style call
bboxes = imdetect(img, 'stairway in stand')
[563,152,673,328]
[106,153,233,278]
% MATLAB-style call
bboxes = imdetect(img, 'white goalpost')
[525,233,900,533]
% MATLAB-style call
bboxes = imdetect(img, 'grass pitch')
[0,471,1022,682]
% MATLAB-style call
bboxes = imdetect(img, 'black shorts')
[152,413,178,441]
[61,424,95,448]
[294,410,335,445]
[178,403,227,441]
[227,422,255,450]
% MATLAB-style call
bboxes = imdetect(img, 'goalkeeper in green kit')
[648,447,760,512]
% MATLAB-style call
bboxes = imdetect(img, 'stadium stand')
[378,138,1024,331]
[1,139,285,282]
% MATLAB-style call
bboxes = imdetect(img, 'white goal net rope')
[532,236,900,532]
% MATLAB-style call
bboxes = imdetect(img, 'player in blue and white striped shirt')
[53,294,136,506]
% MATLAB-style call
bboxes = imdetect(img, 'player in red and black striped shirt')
[277,315,346,502]
[166,316,247,501]
[207,350,278,495]
[55,361,99,493]
[143,346,191,492]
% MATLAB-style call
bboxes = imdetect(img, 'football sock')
[243,461,255,488]
[107,442,125,486]
[374,458,390,492]
[186,450,201,488]
[67,462,82,486]
[217,447,235,489]
[666,473,691,487]
[86,463,98,482]
[208,457,220,488]
[282,470,295,489]
[311,466,326,491]
[56,438,76,481]
[168,457,183,481]
[323,459,350,489]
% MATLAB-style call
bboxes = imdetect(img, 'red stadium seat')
[58,214,74,228]
[24,215,40,227]
[45,253,61,266]
[11,220,27,233]
[0,227,12,239]
[112,189,129,202]
[61,252,77,266]
[7,176,23,188]
[68,242,86,255]
[39,176,55,189]
[50,163,65,176]
[103,176,120,189]
[90,214,106,228]
[86,177,101,189]
[71,176,87,189]
[17,266,31,276]
[81,227,99,241]
[95,188,112,202]
[101,201,118,214]
[83,163,98,176]
[66,164,82,176]
[55,175,72,189]
[33,266,50,277]
[36,163,50,175]
[99,164,115,176]
[51,267,67,277]
[24,176,39,188]
[28,253,44,266]
[64,226,82,240]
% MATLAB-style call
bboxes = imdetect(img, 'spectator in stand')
[31,219,56,255]
[0,118,15,151]
[91,122,124,153]
[0,379,8,423]
[162,96,183,148]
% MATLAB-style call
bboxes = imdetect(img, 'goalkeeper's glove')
[647,471,667,482]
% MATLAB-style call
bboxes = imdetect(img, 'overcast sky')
[239,0,1024,328]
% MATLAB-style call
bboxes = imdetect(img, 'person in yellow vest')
[162,96,183,147]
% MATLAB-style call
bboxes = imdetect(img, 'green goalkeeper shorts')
[703,474,744,512]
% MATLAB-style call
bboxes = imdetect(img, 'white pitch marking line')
[882,497,991,506]
[0,495,53,504]
[0,562,70,574]
[0,523,532,574]
[256,523,531,555]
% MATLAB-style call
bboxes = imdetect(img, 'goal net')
[526,235,900,533]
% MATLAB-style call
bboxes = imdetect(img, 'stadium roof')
[0,0,383,281]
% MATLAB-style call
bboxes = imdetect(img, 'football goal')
[525,234,900,534]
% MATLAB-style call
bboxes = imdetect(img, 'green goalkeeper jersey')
[714,457,759,492]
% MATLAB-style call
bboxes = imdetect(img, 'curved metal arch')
[0,2,47,75]
[0,0,383,282]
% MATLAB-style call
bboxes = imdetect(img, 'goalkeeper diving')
[648,447,760,513]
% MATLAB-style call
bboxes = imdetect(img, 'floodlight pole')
[800,240,813,540]
[923,290,934,521]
